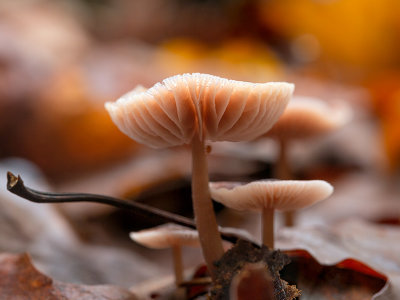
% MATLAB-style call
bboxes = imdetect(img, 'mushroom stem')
[261,208,274,249]
[276,139,295,227]
[276,139,291,180]
[172,245,183,286]
[191,133,224,278]
[284,211,295,227]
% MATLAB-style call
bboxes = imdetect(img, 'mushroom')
[106,73,294,276]
[229,263,275,300]
[209,180,333,248]
[130,223,200,286]
[265,96,352,226]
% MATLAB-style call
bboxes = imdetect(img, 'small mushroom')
[267,96,352,141]
[130,223,200,286]
[106,73,294,276]
[229,263,275,300]
[265,96,352,226]
[209,180,333,249]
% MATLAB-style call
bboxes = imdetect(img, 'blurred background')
[1,0,400,179]
[1,0,400,291]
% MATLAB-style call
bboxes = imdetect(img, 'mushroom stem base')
[262,208,274,249]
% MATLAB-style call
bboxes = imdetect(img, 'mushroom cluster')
[106,73,294,277]
[105,73,336,291]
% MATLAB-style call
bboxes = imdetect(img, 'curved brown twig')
[6,172,249,245]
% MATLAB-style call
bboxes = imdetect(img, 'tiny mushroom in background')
[130,223,200,286]
[209,180,333,249]
[230,263,275,300]
[264,96,352,226]
[106,73,294,276]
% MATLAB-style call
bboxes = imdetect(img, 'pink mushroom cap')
[267,96,352,140]
[209,180,333,212]
[129,223,200,249]
[105,73,294,148]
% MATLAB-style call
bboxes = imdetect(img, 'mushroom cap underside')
[266,96,352,140]
[106,73,294,148]
[209,180,333,212]
[130,223,200,249]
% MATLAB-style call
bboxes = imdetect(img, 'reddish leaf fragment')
[281,250,387,300]
[186,265,210,299]
[0,253,137,300]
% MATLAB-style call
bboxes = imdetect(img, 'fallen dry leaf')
[0,253,138,300]
[277,219,400,299]
[281,249,387,300]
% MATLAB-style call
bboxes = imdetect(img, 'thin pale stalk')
[261,208,274,249]
[172,245,183,286]
[276,139,295,227]
[191,133,224,277]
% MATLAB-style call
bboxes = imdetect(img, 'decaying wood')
[210,240,300,300]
